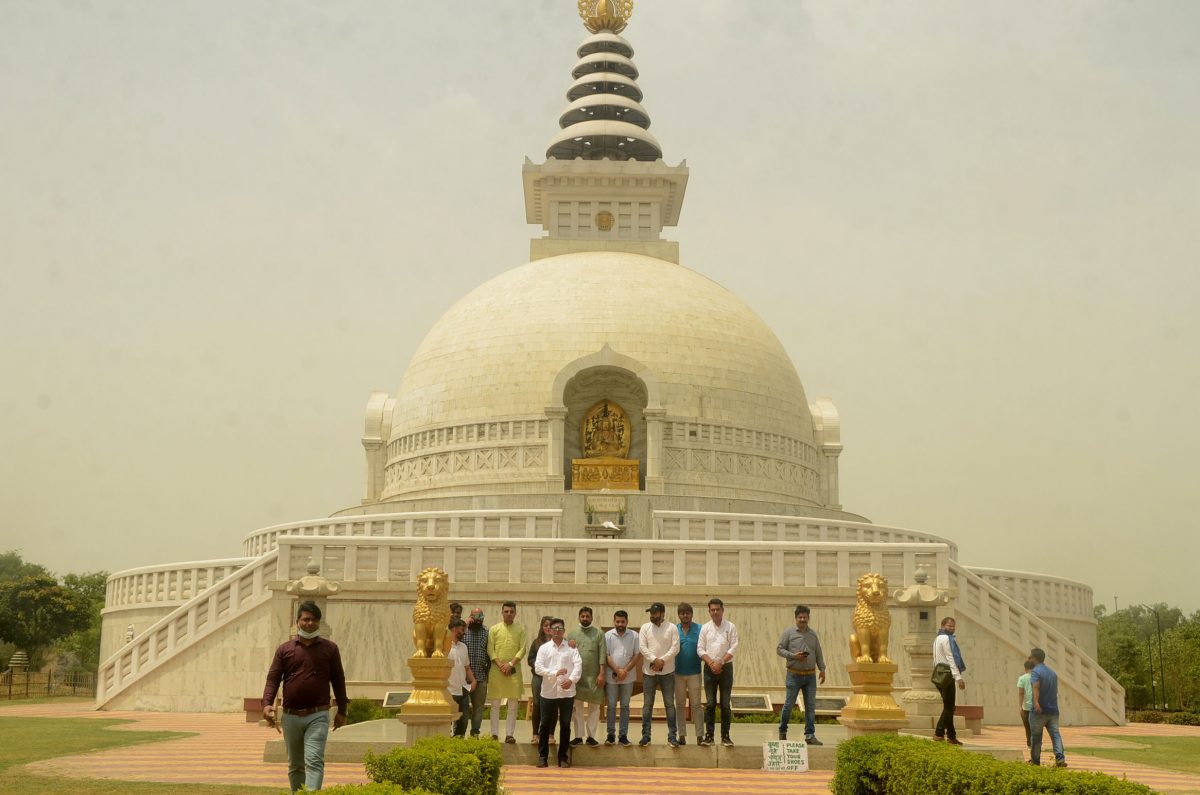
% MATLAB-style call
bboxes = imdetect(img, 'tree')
[0,550,49,583]
[1097,602,1200,711]
[0,574,91,658]
[56,571,109,672]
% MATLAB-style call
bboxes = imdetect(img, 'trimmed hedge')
[831,734,1157,795]
[307,786,438,795]
[1128,709,1200,726]
[365,736,502,795]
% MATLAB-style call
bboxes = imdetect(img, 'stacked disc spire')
[547,2,662,161]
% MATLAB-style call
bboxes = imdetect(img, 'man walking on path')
[487,601,527,743]
[1029,647,1068,768]
[534,618,582,768]
[447,618,477,738]
[568,606,606,747]
[698,597,739,747]
[776,604,826,744]
[262,601,349,794]
[464,607,491,738]
[673,602,704,746]
[604,609,641,746]
[638,601,680,747]
[932,616,966,745]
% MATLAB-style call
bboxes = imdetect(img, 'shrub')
[365,735,502,795]
[1127,709,1200,726]
[307,786,437,795]
[346,699,389,725]
[831,734,1156,795]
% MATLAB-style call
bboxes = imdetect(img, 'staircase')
[949,560,1124,724]
[95,550,278,709]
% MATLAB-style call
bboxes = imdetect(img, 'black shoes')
[559,760,571,768]
[604,735,615,746]
[618,737,632,747]
[721,736,734,747]
[585,737,599,747]
[569,737,583,746]
[805,736,823,746]
[678,737,687,746]
[536,757,548,768]
[698,735,713,747]
[504,735,516,744]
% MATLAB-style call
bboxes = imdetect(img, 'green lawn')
[1077,734,1200,775]
[0,716,278,795]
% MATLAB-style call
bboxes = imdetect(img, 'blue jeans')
[641,672,677,742]
[606,679,634,740]
[703,663,734,739]
[282,710,329,793]
[781,672,818,738]
[1030,711,1065,765]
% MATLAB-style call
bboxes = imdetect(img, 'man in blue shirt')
[1028,647,1067,767]
[673,602,704,745]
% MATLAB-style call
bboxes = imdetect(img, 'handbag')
[931,662,953,689]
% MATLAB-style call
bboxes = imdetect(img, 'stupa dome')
[381,251,824,505]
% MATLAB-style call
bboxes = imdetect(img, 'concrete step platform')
[266,719,1022,769]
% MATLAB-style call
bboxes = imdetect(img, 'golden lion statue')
[849,572,893,664]
[411,567,451,658]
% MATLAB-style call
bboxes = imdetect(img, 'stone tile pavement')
[5,702,1200,794]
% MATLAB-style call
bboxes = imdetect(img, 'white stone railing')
[654,511,959,558]
[95,550,279,708]
[967,566,1096,623]
[276,535,952,589]
[949,561,1123,724]
[104,558,252,610]
[242,509,563,557]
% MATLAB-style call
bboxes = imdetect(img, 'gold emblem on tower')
[573,399,639,490]
[578,0,634,34]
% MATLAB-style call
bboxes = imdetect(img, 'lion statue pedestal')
[838,573,908,738]
[397,567,459,747]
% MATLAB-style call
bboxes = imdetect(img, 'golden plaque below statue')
[572,457,639,490]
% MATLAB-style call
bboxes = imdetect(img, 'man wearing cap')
[673,602,704,746]
[604,609,641,746]
[463,607,491,738]
[638,601,680,748]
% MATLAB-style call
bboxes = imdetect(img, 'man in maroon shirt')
[262,601,350,793]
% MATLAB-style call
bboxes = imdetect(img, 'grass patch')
[1076,734,1200,775]
[0,696,94,707]
[0,716,276,794]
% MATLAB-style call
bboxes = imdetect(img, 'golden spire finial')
[578,0,634,34]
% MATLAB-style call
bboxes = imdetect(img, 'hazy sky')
[2,2,1197,613]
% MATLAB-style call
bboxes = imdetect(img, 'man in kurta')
[487,600,527,742]
[567,606,606,746]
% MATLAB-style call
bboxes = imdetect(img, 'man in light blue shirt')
[1017,659,1035,749]
[603,610,641,746]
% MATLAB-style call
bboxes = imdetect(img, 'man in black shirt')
[262,601,349,793]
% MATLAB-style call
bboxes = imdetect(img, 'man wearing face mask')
[464,607,491,738]
[262,601,349,794]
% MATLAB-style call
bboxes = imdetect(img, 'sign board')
[763,740,810,772]
[729,693,773,712]
[586,495,626,513]
[382,691,411,709]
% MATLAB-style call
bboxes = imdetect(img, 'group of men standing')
[261,598,833,790]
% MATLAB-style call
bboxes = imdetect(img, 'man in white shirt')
[638,601,680,748]
[446,618,476,738]
[932,616,966,745]
[697,597,739,747]
[604,609,642,746]
[534,618,582,768]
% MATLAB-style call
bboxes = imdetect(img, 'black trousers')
[538,696,574,763]
[935,678,957,739]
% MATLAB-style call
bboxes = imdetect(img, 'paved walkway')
[4,702,1200,794]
